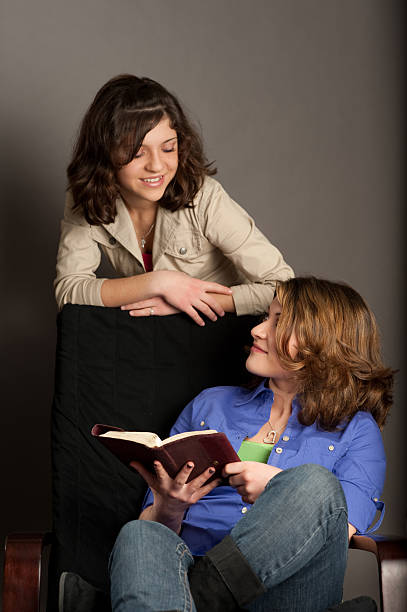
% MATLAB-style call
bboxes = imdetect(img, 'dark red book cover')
[91,424,240,482]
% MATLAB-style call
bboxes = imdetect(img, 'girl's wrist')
[152,499,188,530]
[145,270,171,297]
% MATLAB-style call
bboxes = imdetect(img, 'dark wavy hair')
[274,277,394,430]
[67,74,216,225]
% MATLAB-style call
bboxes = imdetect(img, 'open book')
[92,424,240,483]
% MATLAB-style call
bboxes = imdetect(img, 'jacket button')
[109,237,116,245]
[241,507,248,514]
[328,445,335,451]
[179,247,187,255]
[282,435,289,442]
[200,421,205,427]
[275,447,283,454]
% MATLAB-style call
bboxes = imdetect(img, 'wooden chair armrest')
[350,534,407,612]
[2,532,53,612]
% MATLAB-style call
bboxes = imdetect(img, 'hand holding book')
[133,458,223,532]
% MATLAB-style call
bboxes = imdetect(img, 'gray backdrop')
[1,0,405,606]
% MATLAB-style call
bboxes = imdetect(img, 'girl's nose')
[145,150,164,173]
[251,320,267,339]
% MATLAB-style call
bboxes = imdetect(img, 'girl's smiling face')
[116,116,178,208]
[246,298,298,392]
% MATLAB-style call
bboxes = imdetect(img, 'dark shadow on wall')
[1,123,59,546]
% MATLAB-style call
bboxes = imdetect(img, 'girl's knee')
[114,519,186,554]
[297,464,345,501]
[263,464,346,509]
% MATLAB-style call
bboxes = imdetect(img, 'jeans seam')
[264,507,347,583]
[176,542,194,612]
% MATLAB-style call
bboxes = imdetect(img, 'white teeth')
[142,176,162,183]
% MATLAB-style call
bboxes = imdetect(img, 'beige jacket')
[54,177,294,315]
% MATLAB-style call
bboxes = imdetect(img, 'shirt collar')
[235,379,302,417]
[234,379,274,406]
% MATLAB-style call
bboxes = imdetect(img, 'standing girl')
[54,74,293,323]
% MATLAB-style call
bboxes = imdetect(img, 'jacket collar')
[103,197,141,261]
[103,198,180,266]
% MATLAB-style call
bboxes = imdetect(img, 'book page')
[99,429,218,447]
[162,429,218,444]
[99,431,162,447]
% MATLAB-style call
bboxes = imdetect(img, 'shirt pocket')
[303,437,345,471]
[268,440,302,467]
[165,230,216,261]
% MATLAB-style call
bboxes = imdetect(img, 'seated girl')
[109,277,393,612]
[54,74,293,324]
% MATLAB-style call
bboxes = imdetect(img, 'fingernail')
[209,467,215,474]
[187,462,194,469]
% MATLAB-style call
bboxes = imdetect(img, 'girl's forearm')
[206,292,235,313]
[101,272,164,307]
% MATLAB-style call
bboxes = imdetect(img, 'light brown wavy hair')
[67,74,216,225]
[274,277,394,430]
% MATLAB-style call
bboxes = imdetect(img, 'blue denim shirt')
[143,381,386,555]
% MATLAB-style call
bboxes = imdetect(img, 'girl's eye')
[162,146,176,153]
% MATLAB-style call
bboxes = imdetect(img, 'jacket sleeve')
[198,179,294,315]
[332,414,386,534]
[54,192,106,310]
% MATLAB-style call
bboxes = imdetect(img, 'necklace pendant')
[141,238,146,249]
[263,430,277,444]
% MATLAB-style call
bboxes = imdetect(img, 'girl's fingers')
[194,301,218,322]
[185,306,205,327]
[173,461,196,486]
[222,462,244,476]
[152,461,174,482]
[190,465,217,488]
[203,282,232,295]
[129,308,156,317]
[201,295,225,317]
[129,461,156,487]
[194,478,222,500]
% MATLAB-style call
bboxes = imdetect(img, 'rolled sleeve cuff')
[55,277,106,310]
[340,480,385,534]
[231,283,276,316]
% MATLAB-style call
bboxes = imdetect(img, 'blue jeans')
[109,464,349,611]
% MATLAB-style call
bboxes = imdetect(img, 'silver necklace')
[139,223,155,250]
[263,420,285,444]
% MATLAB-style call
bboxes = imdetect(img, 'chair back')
[51,305,258,590]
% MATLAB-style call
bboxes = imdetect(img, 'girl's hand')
[121,296,180,317]
[152,271,233,326]
[223,461,282,504]
[132,460,221,528]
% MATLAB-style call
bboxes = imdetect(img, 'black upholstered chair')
[3,305,407,611]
